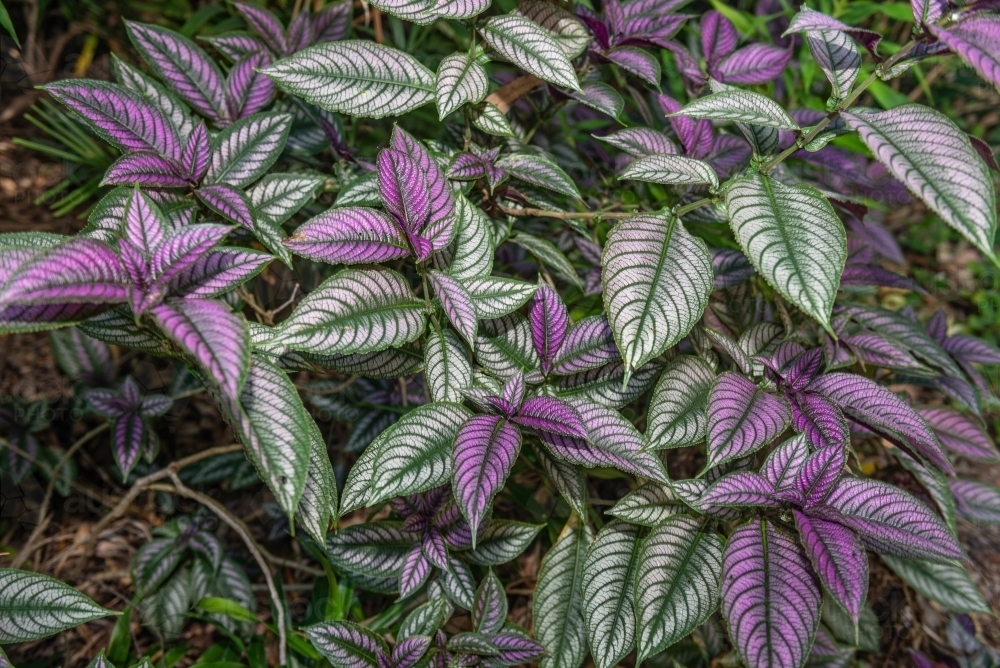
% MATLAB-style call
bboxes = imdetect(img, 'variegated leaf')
[0,569,117,643]
[264,41,435,119]
[582,521,642,668]
[726,171,846,332]
[447,195,495,281]
[635,516,724,663]
[602,214,712,383]
[842,106,997,262]
[620,154,719,188]
[479,14,581,91]
[296,420,338,544]
[646,355,716,450]
[608,483,687,527]
[223,358,312,518]
[497,152,581,199]
[425,324,472,404]
[677,90,799,130]
[464,276,537,319]
[435,53,489,119]
[516,1,590,58]
[249,172,324,225]
[464,520,544,565]
[364,402,472,508]
[275,268,425,356]
[534,522,593,668]
[880,555,990,614]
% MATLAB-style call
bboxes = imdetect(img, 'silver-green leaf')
[725,171,846,333]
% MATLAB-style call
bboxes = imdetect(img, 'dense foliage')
[2,1,1000,667]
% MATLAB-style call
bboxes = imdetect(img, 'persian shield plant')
[2,1,1000,667]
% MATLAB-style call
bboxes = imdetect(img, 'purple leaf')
[912,0,948,26]
[111,412,152,480]
[514,396,588,439]
[657,94,714,158]
[125,21,227,122]
[122,189,168,256]
[789,392,849,450]
[817,477,964,562]
[808,373,953,474]
[313,1,352,43]
[843,215,905,264]
[784,6,883,59]
[529,284,569,374]
[950,478,1000,523]
[969,135,999,171]
[428,270,478,351]
[181,123,210,182]
[447,152,486,180]
[421,527,449,571]
[0,239,128,306]
[227,51,276,119]
[453,415,521,543]
[700,471,781,507]
[840,265,925,292]
[286,11,312,53]
[234,3,288,55]
[761,434,809,498]
[149,298,248,400]
[196,184,255,229]
[44,80,183,161]
[597,127,677,158]
[705,373,791,469]
[715,44,792,85]
[918,406,999,462]
[536,400,669,482]
[943,334,1000,365]
[711,248,754,288]
[399,542,433,598]
[722,519,821,668]
[378,148,430,234]
[777,347,824,392]
[491,631,546,665]
[928,17,1000,94]
[472,569,507,635]
[168,248,272,298]
[501,373,525,412]
[285,208,411,264]
[792,511,867,625]
[701,11,737,69]
[796,443,846,506]
[203,33,271,62]
[391,636,431,668]
[551,315,619,375]
[603,46,661,87]
[152,223,232,284]
[102,152,188,188]
[389,127,456,253]
[843,331,931,376]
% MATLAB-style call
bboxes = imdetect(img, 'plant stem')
[496,204,639,220]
